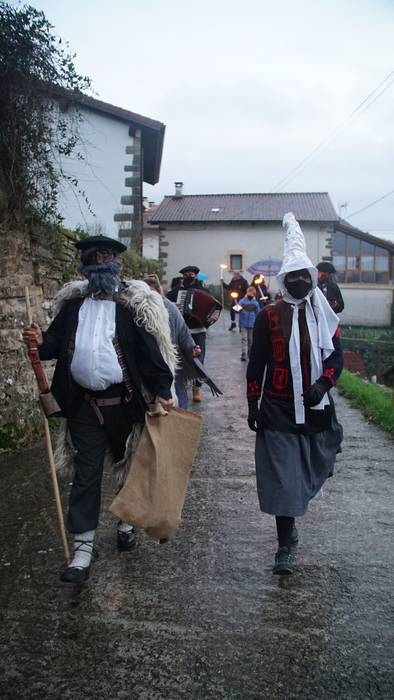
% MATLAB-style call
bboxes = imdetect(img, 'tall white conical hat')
[276,212,317,295]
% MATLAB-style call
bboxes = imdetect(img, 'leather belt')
[84,394,122,425]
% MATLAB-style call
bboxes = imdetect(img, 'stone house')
[149,185,394,326]
[57,93,165,247]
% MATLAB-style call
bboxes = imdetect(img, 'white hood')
[276,212,317,297]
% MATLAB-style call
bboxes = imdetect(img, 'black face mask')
[247,295,255,300]
[183,276,194,288]
[285,280,312,299]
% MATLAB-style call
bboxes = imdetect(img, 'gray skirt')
[255,422,342,517]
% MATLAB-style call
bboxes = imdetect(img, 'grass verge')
[337,369,394,435]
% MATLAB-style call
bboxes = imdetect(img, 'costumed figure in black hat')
[247,214,343,575]
[316,262,345,313]
[23,235,175,584]
[166,265,221,403]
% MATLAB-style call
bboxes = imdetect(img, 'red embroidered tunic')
[246,302,343,433]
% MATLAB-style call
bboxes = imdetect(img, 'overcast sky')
[28,0,394,240]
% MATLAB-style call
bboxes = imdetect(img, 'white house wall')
[340,286,393,327]
[161,222,332,290]
[57,106,132,238]
[143,231,160,259]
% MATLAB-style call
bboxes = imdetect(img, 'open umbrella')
[247,258,282,276]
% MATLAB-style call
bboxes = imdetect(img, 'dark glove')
[247,400,259,432]
[302,378,327,408]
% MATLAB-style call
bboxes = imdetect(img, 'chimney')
[174,181,184,198]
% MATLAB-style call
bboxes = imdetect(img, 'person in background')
[170,276,182,292]
[166,265,206,402]
[238,286,260,361]
[222,271,248,331]
[316,262,344,313]
[144,274,200,408]
[250,274,272,309]
[274,290,282,303]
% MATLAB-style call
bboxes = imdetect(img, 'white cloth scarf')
[282,286,339,424]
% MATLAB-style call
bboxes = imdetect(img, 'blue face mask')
[78,258,121,293]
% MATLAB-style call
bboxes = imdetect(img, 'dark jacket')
[318,277,344,313]
[39,298,173,420]
[222,275,248,301]
[246,302,343,434]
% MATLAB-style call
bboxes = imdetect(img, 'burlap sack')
[109,405,203,541]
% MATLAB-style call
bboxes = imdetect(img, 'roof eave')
[65,92,165,185]
[335,220,394,253]
[149,217,338,225]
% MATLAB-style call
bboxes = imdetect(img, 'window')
[230,254,243,270]
[332,231,391,284]
[361,241,374,254]
[375,255,389,271]
[346,237,361,254]
[375,252,389,283]
[332,232,346,254]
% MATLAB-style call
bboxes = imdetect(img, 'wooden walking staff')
[24,286,70,564]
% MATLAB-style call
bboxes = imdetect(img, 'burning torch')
[230,291,242,312]
[254,275,268,303]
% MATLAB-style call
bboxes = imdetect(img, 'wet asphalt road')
[0,318,393,699]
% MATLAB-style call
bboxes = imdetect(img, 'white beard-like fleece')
[51,278,178,482]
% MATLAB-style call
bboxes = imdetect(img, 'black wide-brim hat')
[316,261,336,274]
[179,265,200,274]
[75,235,127,254]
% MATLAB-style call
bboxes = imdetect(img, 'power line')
[271,70,394,192]
[346,189,394,219]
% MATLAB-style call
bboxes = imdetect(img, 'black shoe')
[291,526,299,545]
[60,565,90,584]
[117,527,137,551]
[273,547,294,575]
[228,323,236,331]
[60,546,98,585]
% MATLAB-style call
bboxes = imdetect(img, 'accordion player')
[175,287,222,328]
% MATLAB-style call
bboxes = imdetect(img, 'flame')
[254,275,264,285]
[230,291,238,298]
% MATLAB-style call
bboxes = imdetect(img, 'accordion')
[176,288,222,327]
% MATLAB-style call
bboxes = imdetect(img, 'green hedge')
[337,369,394,435]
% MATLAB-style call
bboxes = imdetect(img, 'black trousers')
[67,398,133,534]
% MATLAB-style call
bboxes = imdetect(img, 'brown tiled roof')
[149,192,338,223]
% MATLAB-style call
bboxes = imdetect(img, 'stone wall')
[0,226,76,448]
